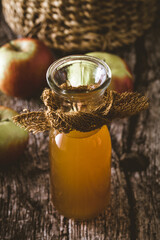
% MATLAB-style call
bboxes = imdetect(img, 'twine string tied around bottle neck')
[13,87,149,134]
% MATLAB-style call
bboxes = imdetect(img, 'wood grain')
[0,2,160,239]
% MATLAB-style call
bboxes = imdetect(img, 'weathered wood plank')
[129,26,160,239]
[116,12,160,240]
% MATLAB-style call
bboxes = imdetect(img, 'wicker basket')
[2,0,157,53]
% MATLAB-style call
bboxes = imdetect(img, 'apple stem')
[9,42,20,52]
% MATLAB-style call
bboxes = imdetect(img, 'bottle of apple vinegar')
[46,55,112,220]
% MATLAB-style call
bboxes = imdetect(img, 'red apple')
[0,106,29,166]
[0,38,56,98]
[86,52,134,93]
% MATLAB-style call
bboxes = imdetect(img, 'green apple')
[86,52,134,93]
[67,62,96,87]
[0,106,29,166]
[0,38,55,98]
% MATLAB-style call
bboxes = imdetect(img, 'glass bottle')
[46,55,112,220]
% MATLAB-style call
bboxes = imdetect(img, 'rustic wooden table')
[0,2,160,240]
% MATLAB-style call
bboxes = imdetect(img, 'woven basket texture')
[2,0,157,53]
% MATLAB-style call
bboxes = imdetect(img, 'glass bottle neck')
[46,55,111,112]
[55,87,106,113]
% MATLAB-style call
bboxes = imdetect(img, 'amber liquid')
[49,125,111,220]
